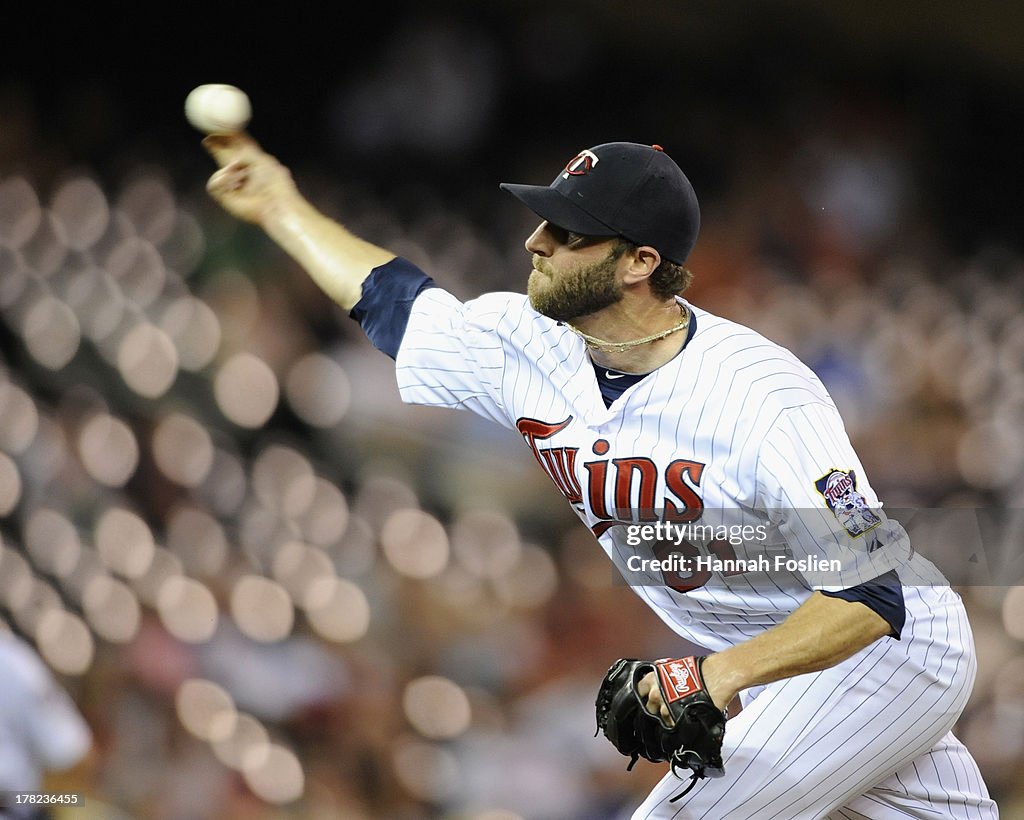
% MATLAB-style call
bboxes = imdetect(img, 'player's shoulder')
[452,289,558,335]
[464,290,532,315]
[688,303,814,369]
[417,287,526,314]
[410,287,526,331]
[408,288,572,364]
[688,302,786,346]
[685,302,832,403]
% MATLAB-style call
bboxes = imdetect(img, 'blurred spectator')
[0,628,92,820]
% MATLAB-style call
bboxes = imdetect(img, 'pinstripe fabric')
[394,289,997,817]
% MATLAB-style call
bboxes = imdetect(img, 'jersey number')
[653,538,739,593]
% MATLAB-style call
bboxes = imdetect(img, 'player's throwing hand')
[203,133,298,227]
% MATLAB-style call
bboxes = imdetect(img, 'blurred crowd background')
[1,2,1023,818]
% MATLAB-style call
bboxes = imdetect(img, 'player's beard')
[528,248,624,322]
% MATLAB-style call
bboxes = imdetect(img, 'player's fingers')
[207,162,249,196]
[641,679,664,716]
[202,132,262,167]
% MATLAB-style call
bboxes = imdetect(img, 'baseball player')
[202,134,998,818]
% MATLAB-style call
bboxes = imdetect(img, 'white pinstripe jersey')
[396,288,944,651]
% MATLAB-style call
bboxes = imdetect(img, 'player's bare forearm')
[700,592,891,711]
[262,194,395,310]
[203,133,394,311]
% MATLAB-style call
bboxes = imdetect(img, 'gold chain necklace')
[567,304,689,354]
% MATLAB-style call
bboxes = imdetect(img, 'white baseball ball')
[184,84,252,134]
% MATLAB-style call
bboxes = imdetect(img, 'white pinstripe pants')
[632,586,999,819]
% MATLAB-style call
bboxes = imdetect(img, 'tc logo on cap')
[562,149,600,179]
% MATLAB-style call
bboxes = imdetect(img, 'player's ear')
[621,245,662,286]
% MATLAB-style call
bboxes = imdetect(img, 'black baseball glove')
[595,656,726,800]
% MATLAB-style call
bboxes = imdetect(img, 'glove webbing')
[665,679,729,803]
[668,747,712,802]
[669,770,701,803]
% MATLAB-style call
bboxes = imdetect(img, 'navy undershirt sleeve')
[820,569,905,638]
[349,257,437,359]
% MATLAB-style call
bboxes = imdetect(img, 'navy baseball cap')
[500,142,700,264]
